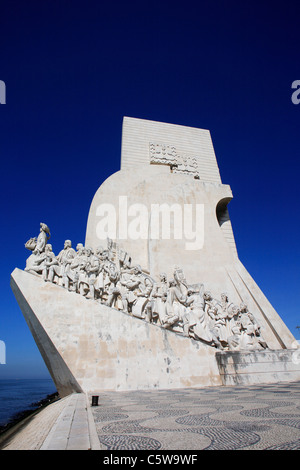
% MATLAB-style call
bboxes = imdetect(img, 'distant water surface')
[0,378,57,427]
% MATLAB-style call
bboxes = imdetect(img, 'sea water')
[0,378,57,427]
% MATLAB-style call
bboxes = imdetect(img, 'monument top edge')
[122,116,211,133]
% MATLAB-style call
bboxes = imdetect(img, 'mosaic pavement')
[90,381,300,450]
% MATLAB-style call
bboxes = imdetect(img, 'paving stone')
[2,382,300,450]
[90,381,300,450]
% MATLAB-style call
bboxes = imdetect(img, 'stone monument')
[11,117,300,397]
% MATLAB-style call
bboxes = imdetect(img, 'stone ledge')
[216,349,300,386]
[40,393,101,450]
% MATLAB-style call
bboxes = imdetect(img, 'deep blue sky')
[0,1,299,379]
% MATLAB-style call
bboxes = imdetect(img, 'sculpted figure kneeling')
[48,240,76,287]
[105,263,121,308]
[121,265,153,319]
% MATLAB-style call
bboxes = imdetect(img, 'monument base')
[10,268,223,395]
[10,268,300,396]
[216,350,300,386]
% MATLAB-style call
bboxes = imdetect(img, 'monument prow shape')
[11,117,300,397]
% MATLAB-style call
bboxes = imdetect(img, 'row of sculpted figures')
[24,223,268,351]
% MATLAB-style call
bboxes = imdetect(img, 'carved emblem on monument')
[149,142,200,179]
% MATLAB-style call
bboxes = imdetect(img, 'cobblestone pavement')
[90,381,300,450]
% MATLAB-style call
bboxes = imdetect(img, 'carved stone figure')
[154,279,179,330]
[25,249,47,276]
[76,249,89,296]
[184,288,213,343]
[25,222,50,254]
[83,247,100,299]
[227,324,243,350]
[164,267,188,328]
[36,223,51,254]
[93,246,110,299]
[148,272,168,324]
[203,291,224,349]
[48,240,76,286]
[239,303,268,350]
[124,265,153,319]
[41,244,58,281]
[105,263,121,308]
[180,288,199,337]
[63,243,85,291]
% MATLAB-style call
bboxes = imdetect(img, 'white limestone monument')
[11,117,300,397]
